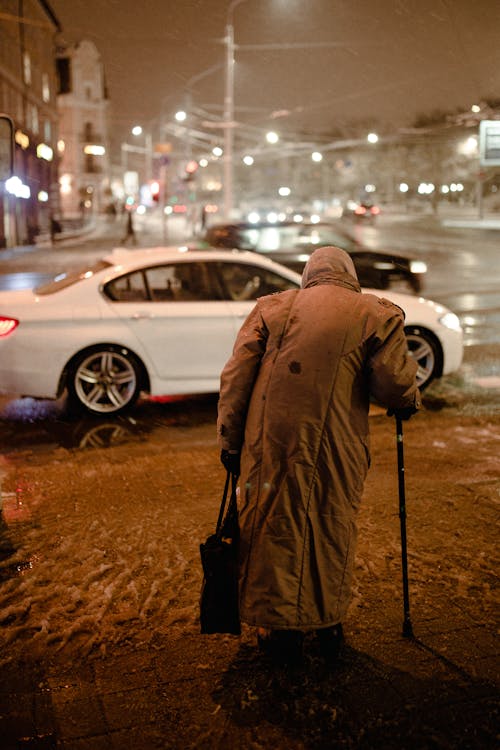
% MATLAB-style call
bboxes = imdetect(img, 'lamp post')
[222,2,352,220]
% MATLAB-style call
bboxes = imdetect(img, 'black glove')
[220,449,241,476]
[387,406,419,421]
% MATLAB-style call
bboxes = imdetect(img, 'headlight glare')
[410,260,428,274]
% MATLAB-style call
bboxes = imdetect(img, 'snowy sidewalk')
[0,404,498,749]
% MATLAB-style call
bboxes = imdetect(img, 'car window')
[104,270,148,301]
[147,262,213,301]
[104,262,215,302]
[35,260,113,295]
[212,261,298,301]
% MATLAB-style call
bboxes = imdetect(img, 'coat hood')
[301,246,360,292]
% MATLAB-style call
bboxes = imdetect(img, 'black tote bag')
[199,471,241,635]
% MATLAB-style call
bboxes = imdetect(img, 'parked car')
[0,247,462,415]
[201,221,427,293]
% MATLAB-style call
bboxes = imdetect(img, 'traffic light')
[150,180,160,202]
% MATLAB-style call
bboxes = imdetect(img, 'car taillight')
[370,206,380,215]
[0,317,19,337]
[354,206,366,215]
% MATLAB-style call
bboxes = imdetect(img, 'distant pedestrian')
[121,210,137,245]
[217,246,421,667]
[50,216,61,246]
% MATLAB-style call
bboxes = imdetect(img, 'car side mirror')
[0,114,14,181]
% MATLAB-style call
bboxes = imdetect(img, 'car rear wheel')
[404,326,442,390]
[68,347,142,415]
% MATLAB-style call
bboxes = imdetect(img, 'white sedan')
[0,247,463,415]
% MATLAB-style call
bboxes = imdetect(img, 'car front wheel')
[404,326,442,390]
[68,347,143,415]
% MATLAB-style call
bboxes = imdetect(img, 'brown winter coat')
[217,246,421,630]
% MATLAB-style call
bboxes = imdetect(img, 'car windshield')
[35,260,113,295]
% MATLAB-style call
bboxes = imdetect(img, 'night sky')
[49,0,500,149]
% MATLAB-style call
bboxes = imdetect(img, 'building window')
[42,73,50,102]
[23,52,31,84]
[31,104,39,135]
[44,120,52,141]
[84,122,94,141]
[85,83,93,101]
[57,57,71,94]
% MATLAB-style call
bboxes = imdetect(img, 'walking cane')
[395,415,414,638]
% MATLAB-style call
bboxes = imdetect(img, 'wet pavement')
[0,400,498,749]
[0,211,499,748]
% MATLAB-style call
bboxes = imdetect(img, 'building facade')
[56,39,111,218]
[0,0,61,247]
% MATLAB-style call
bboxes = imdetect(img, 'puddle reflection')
[0,392,218,453]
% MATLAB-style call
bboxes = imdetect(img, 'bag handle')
[215,471,238,538]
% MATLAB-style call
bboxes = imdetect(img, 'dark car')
[202,221,427,293]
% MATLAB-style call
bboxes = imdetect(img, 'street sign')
[479,120,500,166]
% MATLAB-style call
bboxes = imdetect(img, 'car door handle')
[131,312,155,320]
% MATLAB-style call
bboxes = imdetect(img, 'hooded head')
[301,246,360,291]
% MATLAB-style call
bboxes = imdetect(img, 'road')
[0,208,498,436]
[353,213,500,348]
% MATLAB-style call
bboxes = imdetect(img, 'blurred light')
[278,212,286,221]
[459,136,478,156]
[132,125,143,136]
[164,205,173,215]
[310,214,321,223]
[243,155,254,165]
[367,132,379,144]
[409,260,428,274]
[15,130,29,149]
[471,104,481,113]
[83,144,105,156]
[399,183,409,193]
[206,179,222,191]
[278,186,291,196]
[199,158,208,167]
[418,182,435,194]
[293,213,303,222]
[185,160,198,174]
[136,204,146,215]
[441,185,450,194]
[5,176,30,198]
[126,196,135,206]
[38,190,49,202]
[212,146,223,157]
[57,139,65,153]
[267,212,278,222]
[266,131,279,144]
[60,174,72,194]
[36,143,53,161]
[365,183,376,193]
[175,111,187,122]
[84,199,92,208]
[248,211,260,223]
[311,151,323,162]
[205,204,218,213]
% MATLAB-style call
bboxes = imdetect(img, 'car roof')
[102,245,303,278]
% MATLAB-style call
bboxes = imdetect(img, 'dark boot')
[258,629,304,667]
[316,623,344,665]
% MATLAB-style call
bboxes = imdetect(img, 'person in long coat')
[217,246,421,664]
